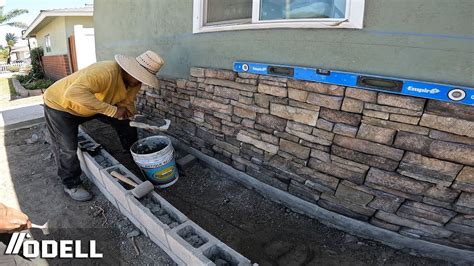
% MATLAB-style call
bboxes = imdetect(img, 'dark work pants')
[43,105,138,188]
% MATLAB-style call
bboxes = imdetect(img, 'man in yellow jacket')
[43,51,164,201]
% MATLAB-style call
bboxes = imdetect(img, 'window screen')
[260,0,346,20]
[206,0,252,24]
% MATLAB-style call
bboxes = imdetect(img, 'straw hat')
[115,50,164,88]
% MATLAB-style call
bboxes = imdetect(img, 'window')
[193,0,365,33]
[45,35,51,53]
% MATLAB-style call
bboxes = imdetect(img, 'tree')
[5,32,16,64]
[0,8,28,28]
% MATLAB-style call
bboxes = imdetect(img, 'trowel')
[130,115,171,131]
[31,221,50,235]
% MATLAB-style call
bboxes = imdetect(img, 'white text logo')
[251,67,266,72]
[407,86,440,94]
[5,232,103,259]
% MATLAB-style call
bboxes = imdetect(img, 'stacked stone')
[135,67,474,250]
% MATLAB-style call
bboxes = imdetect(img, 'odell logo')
[407,86,440,94]
[5,232,103,259]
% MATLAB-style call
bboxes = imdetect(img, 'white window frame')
[45,34,52,53]
[193,0,365,33]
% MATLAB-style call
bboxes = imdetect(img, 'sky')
[0,0,92,46]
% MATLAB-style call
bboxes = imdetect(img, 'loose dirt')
[83,120,450,266]
[0,124,175,265]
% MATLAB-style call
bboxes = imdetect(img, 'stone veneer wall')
[136,67,474,251]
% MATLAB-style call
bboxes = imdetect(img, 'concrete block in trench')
[127,191,188,249]
[100,164,141,212]
[201,242,252,266]
[148,232,187,266]
[93,175,119,209]
[82,149,120,185]
[116,200,148,238]
[167,220,218,265]
[177,154,197,171]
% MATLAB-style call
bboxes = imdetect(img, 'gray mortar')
[134,115,167,127]
[204,246,238,266]
[131,135,168,155]
[93,153,114,168]
[177,225,208,248]
[140,195,180,228]
[78,139,112,167]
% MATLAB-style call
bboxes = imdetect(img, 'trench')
[82,120,448,265]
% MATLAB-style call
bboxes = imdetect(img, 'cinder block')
[83,152,105,185]
[78,129,96,143]
[93,177,119,209]
[83,148,120,178]
[148,233,187,266]
[78,129,252,265]
[77,149,89,176]
[77,148,85,169]
[78,130,120,186]
[127,195,173,249]
[166,221,217,265]
[100,165,136,212]
[201,243,252,266]
[100,149,120,166]
[176,154,197,170]
[101,164,143,186]
[116,198,148,238]
[150,192,188,225]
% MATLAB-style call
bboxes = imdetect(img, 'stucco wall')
[94,0,473,87]
[65,16,94,37]
[36,17,67,56]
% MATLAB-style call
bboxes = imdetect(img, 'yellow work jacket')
[43,61,140,117]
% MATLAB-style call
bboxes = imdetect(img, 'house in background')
[10,46,30,62]
[22,6,96,80]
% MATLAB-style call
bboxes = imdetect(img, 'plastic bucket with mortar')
[130,136,179,188]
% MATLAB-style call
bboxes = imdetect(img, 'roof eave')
[22,10,93,38]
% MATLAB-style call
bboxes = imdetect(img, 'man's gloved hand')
[114,106,133,120]
[0,203,31,233]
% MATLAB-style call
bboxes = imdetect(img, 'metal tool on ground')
[110,171,154,198]
[31,221,50,235]
[130,115,171,131]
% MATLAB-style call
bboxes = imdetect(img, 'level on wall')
[233,62,474,106]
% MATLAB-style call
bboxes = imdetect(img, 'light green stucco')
[35,16,94,56]
[65,16,94,37]
[94,0,473,86]
[36,17,67,56]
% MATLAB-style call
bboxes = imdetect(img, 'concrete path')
[0,78,12,102]
[0,104,44,131]
[0,77,44,131]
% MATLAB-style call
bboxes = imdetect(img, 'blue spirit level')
[233,62,474,106]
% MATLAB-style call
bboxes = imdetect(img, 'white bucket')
[130,136,179,188]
